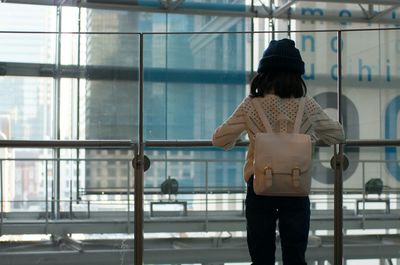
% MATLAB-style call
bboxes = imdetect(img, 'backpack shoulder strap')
[293,97,306,133]
[251,98,273,133]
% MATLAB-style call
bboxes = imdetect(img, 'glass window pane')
[0,33,56,64]
[0,4,56,32]
[343,29,400,141]
[0,76,54,140]
[82,33,140,140]
[144,31,247,140]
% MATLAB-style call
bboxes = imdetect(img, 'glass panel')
[341,147,400,264]
[83,149,135,194]
[294,2,399,31]
[60,79,78,140]
[141,30,341,264]
[0,76,54,140]
[83,8,164,33]
[75,31,140,196]
[79,33,140,140]
[0,30,140,265]
[342,29,400,264]
[298,31,338,265]
[342,29,400,141]
[0,32,56,64]
[143,28,248,264]
[143,31,247,140]
[2,153,50,212]
[83,5,248,33]
[0,4,56,32]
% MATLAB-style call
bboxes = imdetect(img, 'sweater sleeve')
[212,100,247,150]
[306,97,345,145]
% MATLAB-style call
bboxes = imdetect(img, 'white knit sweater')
[212,94,345,182]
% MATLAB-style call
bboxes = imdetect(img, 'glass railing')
[2,146,400,264]
[1,154,399,217]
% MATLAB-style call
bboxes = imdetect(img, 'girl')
[212,38,345,265]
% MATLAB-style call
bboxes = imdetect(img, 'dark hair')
[250,72,307,98]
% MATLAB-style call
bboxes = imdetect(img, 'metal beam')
[4,62,400,91]
[370,4,400,21]
[4,0,400,7]
[358,3,370,17]
[299,0,400,5]
[2,0,400,24]
[273,0,297,17]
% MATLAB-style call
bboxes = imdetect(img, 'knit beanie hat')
[257,38,305,75]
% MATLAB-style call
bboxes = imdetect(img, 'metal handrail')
[0,140,136,148]
[145,139,400,147]
[0,139,399,148]
[345,139,400,146]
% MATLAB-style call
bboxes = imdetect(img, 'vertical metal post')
[250,0,254,80]
[361,161,366,225]
[51,179,55,219]
[45,160,49,233]
[69,179,73,219]
[334,30,344,265]
[205,161,209,232]
[87,200,90,219]
[134,33,145,265]
[0,160,3,236]
[127,161,131,233]
[269,0,275,40]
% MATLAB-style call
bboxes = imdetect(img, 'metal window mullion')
[76,6,82,202]
[273,0,297,18]
[250,0,255,87]
[54,5,63,220]
[5,0,400,25]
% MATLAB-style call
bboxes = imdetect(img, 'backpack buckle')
[292,167,301,188]
[263,166,273,187]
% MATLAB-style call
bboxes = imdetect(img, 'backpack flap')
[253,132,312,196]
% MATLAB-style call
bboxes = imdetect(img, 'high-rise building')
[84,9,139,193]
[83,8,247,198]
[0,5,55,210]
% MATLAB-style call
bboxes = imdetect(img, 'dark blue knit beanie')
[257,38,305,75]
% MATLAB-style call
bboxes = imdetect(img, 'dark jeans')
[245,176,310,265]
